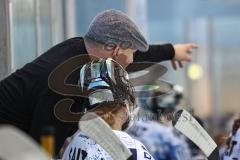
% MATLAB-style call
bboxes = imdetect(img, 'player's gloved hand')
[172,43,198,70]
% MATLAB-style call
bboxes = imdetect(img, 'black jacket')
[0,37,174,153]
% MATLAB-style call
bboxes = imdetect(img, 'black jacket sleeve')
[0,63,40,132]
[134,44,175,62]
[0,37,86,133]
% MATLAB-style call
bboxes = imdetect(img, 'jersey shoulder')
[235,128,240,140]
[114,130,155,160]
[62,131,112,160]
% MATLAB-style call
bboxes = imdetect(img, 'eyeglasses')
[104,40,133,51]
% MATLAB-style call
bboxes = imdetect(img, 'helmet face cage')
[155,91,178,109]
[155,86,183,111]
[138,83,183,114]
[79,58,136,113]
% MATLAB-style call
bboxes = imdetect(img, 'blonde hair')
[90,101,126,128]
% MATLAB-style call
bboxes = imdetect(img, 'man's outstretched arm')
[134,43,198,69]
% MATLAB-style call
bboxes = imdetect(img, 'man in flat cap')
[84,9,196,69]
[0,9,197,153]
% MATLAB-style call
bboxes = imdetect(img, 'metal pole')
[34,0,40,56]
[51,0,64,45]
[6,0,12,75]
[125,0,148,39]
[63,0,76,39]
[0,0,12,78]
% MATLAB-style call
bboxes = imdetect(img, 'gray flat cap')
[85,9,149,52]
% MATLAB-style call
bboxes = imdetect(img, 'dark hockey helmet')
[138,81,184,114]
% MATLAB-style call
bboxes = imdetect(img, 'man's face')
[113,48,136,68]
[102,40,136,68]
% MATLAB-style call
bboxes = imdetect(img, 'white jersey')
[127,120,192,160]
[224,128,240,160]
[62,130,154,160]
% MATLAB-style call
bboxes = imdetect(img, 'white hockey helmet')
[79,58,135,113]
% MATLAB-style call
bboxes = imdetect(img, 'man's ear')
[111,46,120,58]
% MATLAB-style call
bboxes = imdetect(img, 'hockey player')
[127,83,192,160]
[224,118,240,160]
[62,58,154,160]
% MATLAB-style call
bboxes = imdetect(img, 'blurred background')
[0,0,240,134]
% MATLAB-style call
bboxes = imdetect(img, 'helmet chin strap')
[121,117,130,131]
